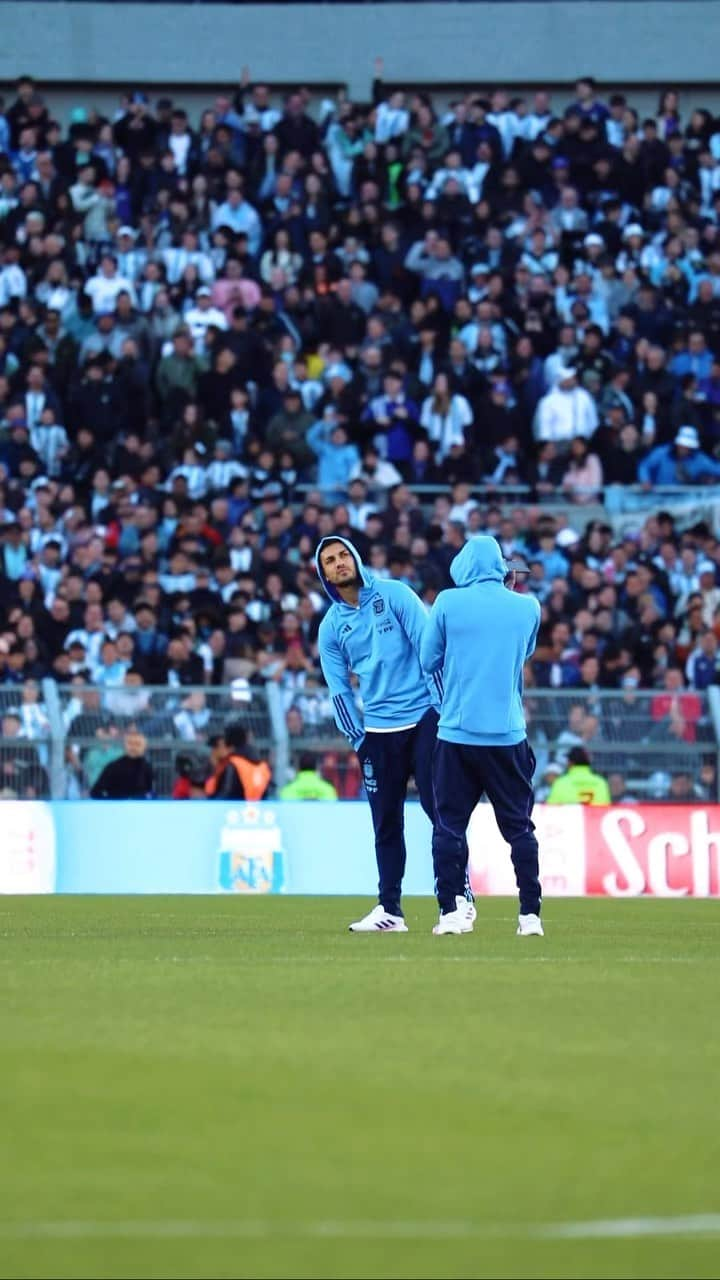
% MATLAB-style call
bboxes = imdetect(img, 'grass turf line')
[1,896,719,1280]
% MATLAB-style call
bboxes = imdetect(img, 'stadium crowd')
[0,67,720,798]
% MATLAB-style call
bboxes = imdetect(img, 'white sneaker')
[517,912,544,937]
[456,895,476,933]
[433,907,466,935]
[349,905,408,933]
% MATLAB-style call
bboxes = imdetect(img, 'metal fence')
[0,680,716,802]
[60,682,278,798]
[299,483,720,540]
[524,688,718,802]
[279,687,720,804]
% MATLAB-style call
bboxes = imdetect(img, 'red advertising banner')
[584,805,720,898]
[468,804,720,898]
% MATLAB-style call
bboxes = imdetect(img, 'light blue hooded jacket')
[315,536,441,749]
[420,535,541,747]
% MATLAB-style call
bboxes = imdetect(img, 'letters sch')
[587,807,720,897]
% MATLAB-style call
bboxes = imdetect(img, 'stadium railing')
[299,483,720,539]
[284,687,720,803]
[58,682,283,798]
[0,681,717,801]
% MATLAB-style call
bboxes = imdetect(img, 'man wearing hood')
[315,535,474,932]
[420,535,544,937]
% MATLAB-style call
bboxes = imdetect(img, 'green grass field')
[2,897,720,1280]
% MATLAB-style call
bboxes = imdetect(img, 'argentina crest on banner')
[217,806,285,893]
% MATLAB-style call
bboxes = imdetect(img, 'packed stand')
[0,68,719,799]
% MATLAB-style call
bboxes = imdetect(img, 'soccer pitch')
[2,898,719,1280]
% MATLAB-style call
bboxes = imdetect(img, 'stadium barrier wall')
[3,800,720,898]
[3,3,720,102]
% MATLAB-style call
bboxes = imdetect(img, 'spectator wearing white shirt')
[468,143,494,203]
[30,407,68,477]
[520,229,559,277]
[573,233,607,281]
[162,229,215,286]
[533,366,598,448]
[349,446,403,492]
[488,90,529,159]
[167,109,196,177]
[18,680,50,742]
[615,223,653,275]
[205,440,248,493]
[549,186,589,237]
[84,254,136,315]
[35,539,64,599]
[168,447,208,500]
[183,285,228,352]
[173,690,211,740]
[420,373,473,462]
[291,360,324,414]
[158,551,198,597]
[115,227,147,283]
[669,548,702,604]
[425,150,483,204]
[92,637,130,687]
[606,94,629,148]
[34,262,72,316]
[104,597,137,642]
[526,90,553,141]
[448,480,478,525]
[235,71,282,133]
[372,57,409,144]
[0,249,26,305]
[345,478,377,531]
[698,563,720,628]
[21,365,61,431]
[243,98,280,134]
[697,149,720,214]
[64,603,107,674]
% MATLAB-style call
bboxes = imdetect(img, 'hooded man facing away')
[420,535,544,937]
[315,534,474,932]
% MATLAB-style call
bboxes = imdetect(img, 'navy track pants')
[432,738,542,916]
[357,708,471,916]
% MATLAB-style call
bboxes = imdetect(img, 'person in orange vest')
[204,721,271,800]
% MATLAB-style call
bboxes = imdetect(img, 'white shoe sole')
[348,922,409,933]
[516,927,544,937]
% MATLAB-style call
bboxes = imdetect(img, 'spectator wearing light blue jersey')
[638,425,720,486]
[669,330,714,383]
[307,413,360,501]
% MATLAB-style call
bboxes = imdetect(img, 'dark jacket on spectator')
[90,754,154,799]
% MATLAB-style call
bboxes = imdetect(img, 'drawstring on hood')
[315,536,372,603]
[450,535,508,588]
